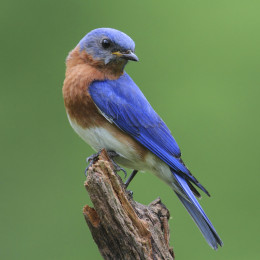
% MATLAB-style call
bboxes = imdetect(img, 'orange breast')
[62,47,149,160]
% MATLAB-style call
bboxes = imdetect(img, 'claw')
[85,162,95,176]
[126,190,134,198]
[112,162,127,178]
[107,150,128,178]
[85,150,102,176]
[86,151,101,163]
[85,150,128,179]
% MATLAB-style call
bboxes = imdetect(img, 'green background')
[1,0,259,259]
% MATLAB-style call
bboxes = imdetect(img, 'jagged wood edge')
[83,149,174,260]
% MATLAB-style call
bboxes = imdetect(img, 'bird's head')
[78,28,138,69]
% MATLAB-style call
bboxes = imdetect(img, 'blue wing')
[89,73,208,194]
[89,73,224,249]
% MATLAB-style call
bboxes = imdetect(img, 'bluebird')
[62,28,223,249]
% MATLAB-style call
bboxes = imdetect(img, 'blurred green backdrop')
[1,0,259,259]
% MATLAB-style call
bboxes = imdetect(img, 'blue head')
[79,28,138,65]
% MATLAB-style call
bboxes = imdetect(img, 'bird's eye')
[101,39,111,49]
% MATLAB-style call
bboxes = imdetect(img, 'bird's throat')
[66,46,125,79]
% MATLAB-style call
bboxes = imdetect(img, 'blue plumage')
[74,27,223,250]
[80,28,135,52]
[173,171,223,249]
[90,73,180,155]
[89,72,223,249]
[89,73,208,192]
[79,28,135,63]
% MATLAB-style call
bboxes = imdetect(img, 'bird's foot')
[105,151,136,197]
[126,190,134,198]
[85,151,102,176]
[85,150,127,178]
[107,151,127,178]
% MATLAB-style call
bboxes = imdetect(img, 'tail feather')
[187,180,201,198]
[172,171,223,249]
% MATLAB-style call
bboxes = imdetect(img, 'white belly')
[68,116,148,170]
[68,115,178,192]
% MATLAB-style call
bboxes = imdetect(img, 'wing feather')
[89,73,208,194]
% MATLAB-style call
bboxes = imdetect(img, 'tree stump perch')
[83,149,174,260]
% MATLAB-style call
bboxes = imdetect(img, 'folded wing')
[89,73,208,195]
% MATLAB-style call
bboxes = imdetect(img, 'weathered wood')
[83,149,174,260]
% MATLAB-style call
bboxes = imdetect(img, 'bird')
[62,28,223,250]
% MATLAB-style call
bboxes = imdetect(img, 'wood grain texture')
[83,149,174,260]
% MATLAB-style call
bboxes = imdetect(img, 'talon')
[112,163,127,178]
[107,150,127,178]
[85,166,90,177]
[86,151,101,163]
[85,150,128,179]
[126,190,134,198]
[85,165,93,177]
[121,168,127,178]
[85,150,102,176]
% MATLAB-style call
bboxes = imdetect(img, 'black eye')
[101,39,111,49]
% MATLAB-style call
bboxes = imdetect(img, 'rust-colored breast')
[63,66,102,128]
[63,48,104,128]
[62,46,124,128]
[62,47,149,160]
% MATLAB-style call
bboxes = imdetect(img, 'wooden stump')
[83,149,174,260]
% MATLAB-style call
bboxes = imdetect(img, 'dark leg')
[85,150,102,176]
[106,151,127,178]
[124,170,138,188]
[85,150,128,178]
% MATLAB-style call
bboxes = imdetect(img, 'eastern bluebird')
[62,28,223,249]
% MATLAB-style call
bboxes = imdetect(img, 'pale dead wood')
[83,149,174,260]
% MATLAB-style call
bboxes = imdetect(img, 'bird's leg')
[85,150,102,176]
[85,150,127,177]
[124,169,138,188]
[106,151,127,178]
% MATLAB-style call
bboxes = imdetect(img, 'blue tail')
[172,171,223,249]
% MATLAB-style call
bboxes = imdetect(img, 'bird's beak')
[112,50,139,62]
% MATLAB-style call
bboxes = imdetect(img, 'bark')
[83,149,174,260]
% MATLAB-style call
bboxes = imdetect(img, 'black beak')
[122,51,139,61]
[112,50,139,61]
